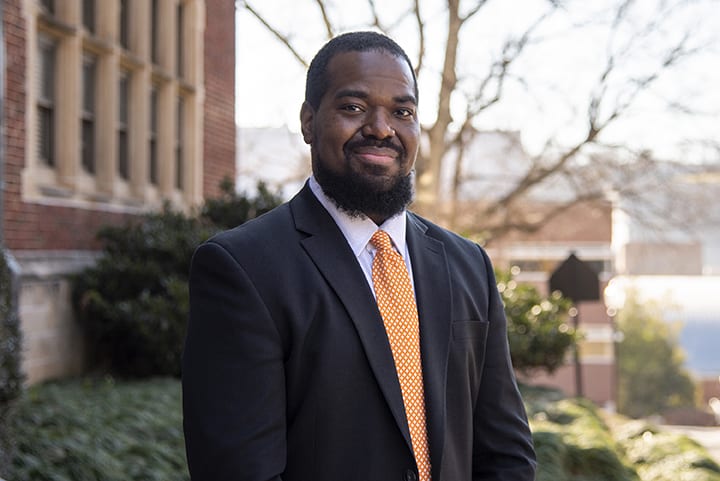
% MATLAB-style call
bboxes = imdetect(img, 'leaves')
[0,251,23,404]
[616,293,696,418]
[4,378,188,481]
[498,270,578,374]
[71,180,282,378]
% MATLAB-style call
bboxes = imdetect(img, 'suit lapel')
[290,184,414,451]
[406,213,451,480]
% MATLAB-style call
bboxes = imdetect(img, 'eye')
[340,104,364,113]
[395,107,415,118]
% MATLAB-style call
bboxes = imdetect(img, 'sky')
[605,275,720,376]
[235,0,720,163]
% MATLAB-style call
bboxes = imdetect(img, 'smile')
[352,146,401,166]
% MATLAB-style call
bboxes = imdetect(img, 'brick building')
[484,201,616,409]
[1,0,235,384]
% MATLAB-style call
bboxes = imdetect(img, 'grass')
[2,377,188,481]
[1,379,719,481]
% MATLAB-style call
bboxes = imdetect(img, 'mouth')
[352,146,399,166]
[345,139,404,170]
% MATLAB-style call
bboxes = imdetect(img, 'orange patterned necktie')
[370,230,432,481]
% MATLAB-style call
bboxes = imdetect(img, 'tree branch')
[413,0,425,75]
[460,0,490,23]
[367,0,387,32]
[314,0,335,39]
[467,5,558,119]
[242,2,309,67]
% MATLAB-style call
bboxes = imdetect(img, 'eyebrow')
[335,89,417,106]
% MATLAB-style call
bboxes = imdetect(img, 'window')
[149,88,158,185]
[37,37,56,167]
[118,72,130,180]
[119,0,129,49]
[176,2,184,77]
[29,0,203,207]
[39,0,54,14]
[511,259,559,274]
[82,0,95,33]
[585,259,612,275]
[151,0,160,64]
[81,55,96,174]
[175,97,184,190]
[512,257,612,275]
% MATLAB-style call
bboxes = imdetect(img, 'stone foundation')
[14,250,98,385]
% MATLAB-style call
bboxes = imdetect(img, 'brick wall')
[3,0,27,249]
[202,0,236,199]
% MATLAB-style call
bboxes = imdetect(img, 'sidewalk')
[662,425,720,464]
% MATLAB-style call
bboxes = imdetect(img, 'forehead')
[323,50,416,103]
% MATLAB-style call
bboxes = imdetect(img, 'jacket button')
[404,469,418,481]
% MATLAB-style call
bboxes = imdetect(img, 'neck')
[367,213,388,226]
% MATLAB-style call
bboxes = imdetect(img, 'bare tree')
[237,0,720,240]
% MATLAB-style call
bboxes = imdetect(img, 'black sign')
[549,253,600,302]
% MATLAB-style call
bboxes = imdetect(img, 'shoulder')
[205,202,294,254]
[407,211,488,259]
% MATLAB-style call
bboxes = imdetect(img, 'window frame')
[36,35,57,168]
[117,70,131,181]
[81,53,97,175]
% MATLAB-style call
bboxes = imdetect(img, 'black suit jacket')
[182,183,536,481]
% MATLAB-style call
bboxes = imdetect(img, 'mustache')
[344,138,404,156]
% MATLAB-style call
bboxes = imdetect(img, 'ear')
[300,101,315,145]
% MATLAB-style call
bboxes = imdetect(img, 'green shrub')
[616,293,697,418]
[497,270,578,374]
[533,430,571,481]
[3,377,188,481]
[614,419,720,481]
[0,249,23,403]
[201,177,283,230]
[73,207,213,377]
[530,398,640,481]
[72,181,283,378]
[1,249,23,471]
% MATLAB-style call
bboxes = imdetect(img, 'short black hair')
[304,31,418,110]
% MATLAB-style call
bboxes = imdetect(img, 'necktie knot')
[370,230,394,253]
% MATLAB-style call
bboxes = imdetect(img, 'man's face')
[300,50,420,223]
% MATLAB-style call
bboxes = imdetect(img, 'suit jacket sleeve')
[182,241,286,481]
[472,245,537,481]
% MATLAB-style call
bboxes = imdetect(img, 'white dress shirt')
[308,176,416,298]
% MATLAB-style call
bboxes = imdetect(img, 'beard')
[313,141,414,222]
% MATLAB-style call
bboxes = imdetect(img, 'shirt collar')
[309,176,408,258]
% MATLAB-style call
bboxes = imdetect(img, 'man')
[182,31,536,481]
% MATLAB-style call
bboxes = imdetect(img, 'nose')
[362,109,395,139]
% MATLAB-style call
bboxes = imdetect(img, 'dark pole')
[570,307,583,397]
[549,254,599,399]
